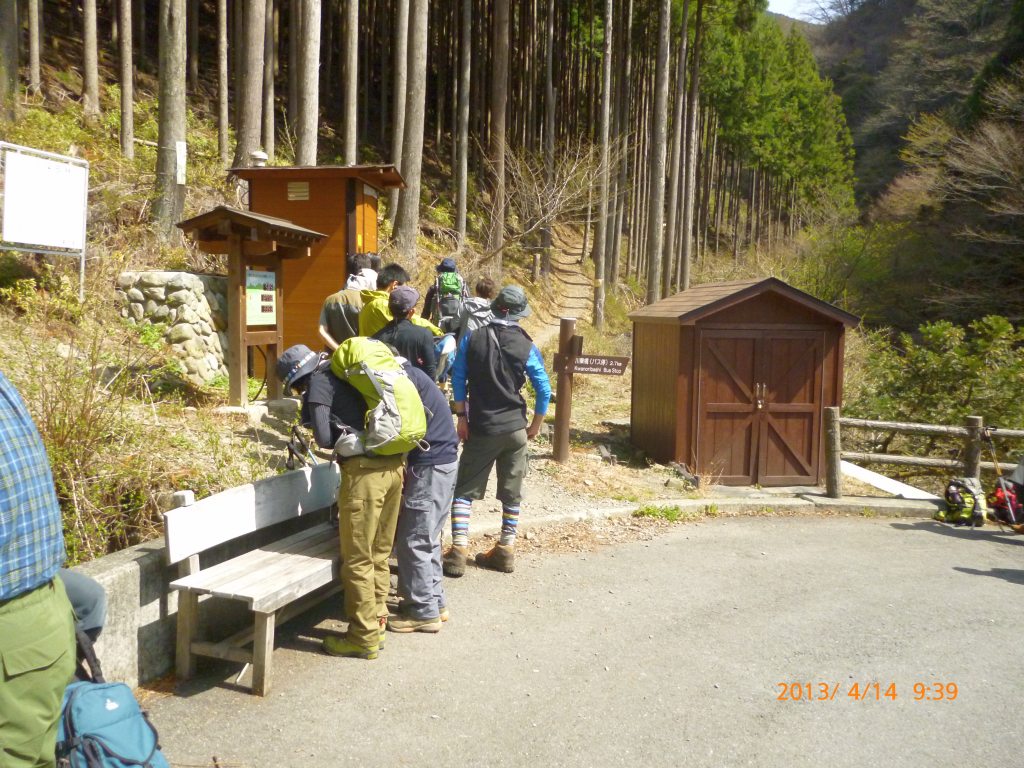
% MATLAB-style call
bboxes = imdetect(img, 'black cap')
[389,285,420,316]
[490,285,531,321]
[276,344,320,393]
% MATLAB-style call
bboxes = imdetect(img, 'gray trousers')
[397,460,458,620]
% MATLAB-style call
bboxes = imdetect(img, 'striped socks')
[499,504,520,547]
[451,498,471,548]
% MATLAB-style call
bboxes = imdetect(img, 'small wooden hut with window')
[229,165,405,355]
[628,278,860,486]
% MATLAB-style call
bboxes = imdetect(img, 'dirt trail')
[521,229,593,350]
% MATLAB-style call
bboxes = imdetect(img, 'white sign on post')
[2,151,88,250]
[0,143,90,299]
[175,141,187,185]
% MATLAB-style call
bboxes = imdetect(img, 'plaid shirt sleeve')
[0,370,66,600]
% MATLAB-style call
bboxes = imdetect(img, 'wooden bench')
[164,462,341,696]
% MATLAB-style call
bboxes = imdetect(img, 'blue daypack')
[56,631,170,768]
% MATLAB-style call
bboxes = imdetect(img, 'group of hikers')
[0,253,551,767]
[274,254,551,659]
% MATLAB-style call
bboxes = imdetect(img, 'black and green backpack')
[939,477,987,527]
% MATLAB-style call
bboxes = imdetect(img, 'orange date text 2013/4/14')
[777,683,959,701]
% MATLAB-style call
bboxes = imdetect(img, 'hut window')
[287,182,310,201]
[362,184,378,199]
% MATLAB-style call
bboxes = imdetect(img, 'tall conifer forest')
[0,0,854,320]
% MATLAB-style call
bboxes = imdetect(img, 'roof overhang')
[628,277,861,328]
[228,164,407,190]
[177,206,327,258]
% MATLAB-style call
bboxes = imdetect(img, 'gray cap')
[490,285,531,321]
[276,344,321,392]
[389,285,420,316]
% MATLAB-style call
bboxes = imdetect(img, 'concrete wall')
[116,271,229,386]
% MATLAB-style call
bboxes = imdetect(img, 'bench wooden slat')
[164,463,340,564]
[170,523,335,594]
[209,537,339,604]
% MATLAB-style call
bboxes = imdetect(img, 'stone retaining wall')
[116,271,229,385]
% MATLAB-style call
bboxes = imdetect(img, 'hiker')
[443,286,551,577]
[275,344,407,660]
[381,347,460,634]
[0,370,77,768]
[318,254,369,350]
[457,276,496,339]
[372,286,437,380]
[423,257,469,334]
[358,263,444,338]
[344,253,378,292]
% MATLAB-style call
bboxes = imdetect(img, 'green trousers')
[337,454,406,649]
[0,578,76,768]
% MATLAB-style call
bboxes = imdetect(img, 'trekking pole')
[984,427,1023,531]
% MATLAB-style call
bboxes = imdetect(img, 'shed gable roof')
[228,164,406,190]
[628,277,860,327]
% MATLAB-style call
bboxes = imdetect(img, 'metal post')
[964,415,983,480]
[824,406,842,499]
[552,317,576,463]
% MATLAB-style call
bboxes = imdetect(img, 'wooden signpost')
[178,207,326,406]
[550,317,630,463]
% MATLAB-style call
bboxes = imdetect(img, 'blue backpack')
[56,631,170,768]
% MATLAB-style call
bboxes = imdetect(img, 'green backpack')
[330,337,428,456]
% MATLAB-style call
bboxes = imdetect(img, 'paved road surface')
[148,516,1024,767]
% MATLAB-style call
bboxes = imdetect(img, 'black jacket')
[373,318,437,380]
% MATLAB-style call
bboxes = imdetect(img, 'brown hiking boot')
[442,545,469,577]
[475,545,515,573]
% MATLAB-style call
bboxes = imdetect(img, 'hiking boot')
[442,545,469,577]
[388,614,443,633]
[378,617,387,650]
[439,606,450,622]
[322,635,378,659]
[475,545,515,573]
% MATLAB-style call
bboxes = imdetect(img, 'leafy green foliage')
[846,316,1024,428]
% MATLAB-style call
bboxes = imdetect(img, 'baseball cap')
[389,285,420,316]
[436,257,458,273]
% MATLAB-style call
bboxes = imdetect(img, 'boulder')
[128,303,144,321]
[205,354,220,372]
[142,286,166,301]
[166,289,192,307]
[114,289,127,304]
[144,299,159,316]
[150,304,170,321]
[116,272,138,290]
[136,271,171,288]
[127,288,145,302]
[166,273,197,291]
[198,321,213,337]
[178,306,199,325]
[182,338,200,356]
[166,324,195,344]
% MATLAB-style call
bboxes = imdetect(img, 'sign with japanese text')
[246,269,277,325]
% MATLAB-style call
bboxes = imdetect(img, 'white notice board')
[1,148,89,250]
[0,142,90,299]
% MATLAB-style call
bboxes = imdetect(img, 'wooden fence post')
[824,406,842,498]
[552,317,576,464]
[964,415,984,479]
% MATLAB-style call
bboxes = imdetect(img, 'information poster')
[1,149,88,250]
[246,270,276,326]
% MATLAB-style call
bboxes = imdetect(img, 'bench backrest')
[163,462,341,565]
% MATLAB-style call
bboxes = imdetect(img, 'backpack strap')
[75,627,105,684]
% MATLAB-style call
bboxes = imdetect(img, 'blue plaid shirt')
[0,370,65,600]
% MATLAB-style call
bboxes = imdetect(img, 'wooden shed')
[229,165,405,355]
[629,278,860,486]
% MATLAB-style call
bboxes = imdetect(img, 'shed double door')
[697,328,825,486]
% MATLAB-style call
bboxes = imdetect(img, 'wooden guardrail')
[823,408,1024,499]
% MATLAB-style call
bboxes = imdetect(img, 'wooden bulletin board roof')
[228,164,407,190]
[177,206,327,255]
[628,277,861,327]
